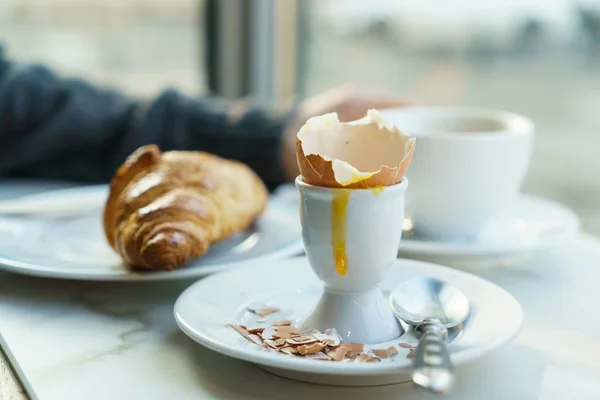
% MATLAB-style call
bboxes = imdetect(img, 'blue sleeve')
[0,47,290,190]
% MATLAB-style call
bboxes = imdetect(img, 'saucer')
[174,257,523,386]
[398,195,579,259]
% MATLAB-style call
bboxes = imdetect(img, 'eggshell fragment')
[275,326,301,336]
[246,304,281,317]
[286,336,318,345]
[227,324,252,341]
[327,345,350,362]
[296,110,415,188]
[312,329,341,347]
[257,307,280,317]
[298,342,327,355]
[248,334,264,346]
[354,354,380,363]
[272,331,293,339]
[301,328,322,336]
[261,327,277,340]
[304,352,331,361]
[280,346,299,355]
[372,346,398,359]
[343,343,365,358]
[264,338,287,349]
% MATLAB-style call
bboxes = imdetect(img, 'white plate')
[174,257,523,386]
[0,184,109,216]
[0,186,303,281]
[398,195,580,258]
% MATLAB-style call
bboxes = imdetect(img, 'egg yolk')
[331,186,385,276]
[370,186,384,196]
[331,189,349,276]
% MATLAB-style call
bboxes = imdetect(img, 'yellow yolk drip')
[331,189,350,276]
[370,186,384,196]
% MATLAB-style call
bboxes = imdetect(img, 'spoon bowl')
[390,277,470,328]
[390,277,470,395]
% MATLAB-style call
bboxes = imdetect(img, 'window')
[299,0,600,235]
[2,0,598,233]
[0,0,206,97]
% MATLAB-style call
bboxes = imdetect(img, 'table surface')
[1,182,600,400]
[0,336,27,400]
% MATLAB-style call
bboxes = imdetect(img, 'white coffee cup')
[381,107,535,241]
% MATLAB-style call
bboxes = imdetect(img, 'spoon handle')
[412,318,454,395]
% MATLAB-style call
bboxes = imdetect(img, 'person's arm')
[0,48,292,190]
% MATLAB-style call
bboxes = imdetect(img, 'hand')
[279,85,414,181]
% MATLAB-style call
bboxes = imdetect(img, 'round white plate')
[398,195,580,258]
[0,184,109,216]
[174,257,523,386]
[0,186,303,281]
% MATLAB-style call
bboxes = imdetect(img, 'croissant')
[103,145,268,271]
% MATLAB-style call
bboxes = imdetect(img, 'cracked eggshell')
[296,109,416,188]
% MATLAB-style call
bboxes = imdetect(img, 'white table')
[1,182,600,399]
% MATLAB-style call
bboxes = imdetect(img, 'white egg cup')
[296,176,408,344]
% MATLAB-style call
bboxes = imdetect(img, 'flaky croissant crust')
[103,145,268,270]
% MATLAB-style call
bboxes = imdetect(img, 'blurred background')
[1,0,599,235]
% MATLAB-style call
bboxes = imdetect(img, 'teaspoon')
[390,277,470,395]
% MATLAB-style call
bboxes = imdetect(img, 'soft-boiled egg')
[295,110,415,277]
[296,109,415,188]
